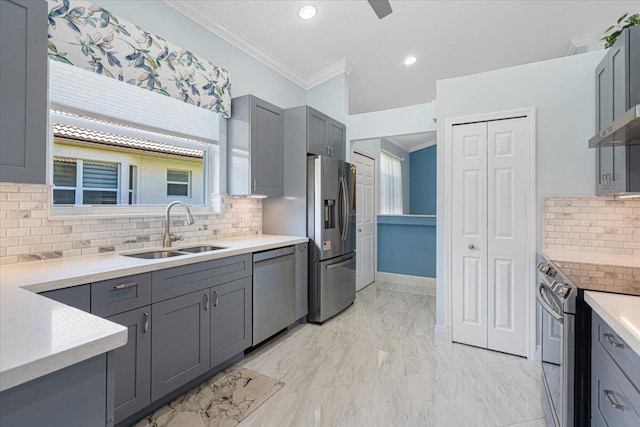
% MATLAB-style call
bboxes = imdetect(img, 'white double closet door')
[451,117,528,357]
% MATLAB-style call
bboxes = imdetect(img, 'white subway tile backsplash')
[543,196,640,259]
[0,183,262,265]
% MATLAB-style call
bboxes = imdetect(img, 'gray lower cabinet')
[591,312,640,427]
[41,284,91,312]
[295,243,309,319]
[0,0,48,184]
[107,306,151,424]
[151,289,210,401]
[210,277,252,368]
[0,353,114,427]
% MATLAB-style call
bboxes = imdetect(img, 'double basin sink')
[123,245,226,259]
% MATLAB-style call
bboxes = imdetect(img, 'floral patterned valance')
[47,0,231,118]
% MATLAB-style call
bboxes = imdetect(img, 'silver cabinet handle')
[358,228,363,232]
[113,282,136,290]
[143,312,149,333]
[468,244,476,250]
[252,179,257,192]
[204,293,209,310]
[604,390,624,410]
[214,291,219,307]
[604,333,624,349]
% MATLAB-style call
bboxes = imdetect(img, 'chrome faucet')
[163,201,195,248]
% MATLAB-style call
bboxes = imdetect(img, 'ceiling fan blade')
[367,0,393,19]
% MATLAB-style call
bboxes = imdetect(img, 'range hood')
[589,105,640,148]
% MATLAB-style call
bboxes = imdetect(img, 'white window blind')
[49,60,219,143]
[379,151,403,214]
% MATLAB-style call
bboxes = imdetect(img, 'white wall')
[93,1,306,109]
[434,51,607,327]
[306,74,350,125]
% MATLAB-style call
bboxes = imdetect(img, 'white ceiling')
[165,1,636,114]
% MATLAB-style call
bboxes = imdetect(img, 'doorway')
[352,151,375,291]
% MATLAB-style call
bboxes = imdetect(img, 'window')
[48,60,221,214]
[379,151,403,214]
[53,158,119,205]
[167,170,191,197]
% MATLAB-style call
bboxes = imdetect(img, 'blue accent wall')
[377,216,436,278]
[409,145,437,215]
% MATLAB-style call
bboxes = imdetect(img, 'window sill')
[49,203,221,220]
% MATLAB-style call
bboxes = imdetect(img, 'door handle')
[113,282,136,290]
[204,293,209,310]
[214,291,219,307]
[604,333,624,349]
[326,256,355,270]
[604,390,624,410]
[468,244,476,250]
[536,282,563,322]
[143,312,149,333]
[339,177,349,241]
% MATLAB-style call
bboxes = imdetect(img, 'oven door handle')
[537,282,563,322]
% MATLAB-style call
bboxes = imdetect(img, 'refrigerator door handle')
[339,177,349,241]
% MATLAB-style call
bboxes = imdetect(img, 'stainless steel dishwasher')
[252,246,296,345]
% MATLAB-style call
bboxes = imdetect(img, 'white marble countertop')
[543,249,640,268]
[0,234,307,392]
[585,291,640,356]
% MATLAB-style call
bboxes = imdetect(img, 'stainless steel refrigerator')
[307,155,356,323]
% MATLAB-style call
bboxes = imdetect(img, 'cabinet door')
[0,0,48,184]
[328,120,346,161]
[595,55,613,195]
[295,243,309,319]
[210,277,252,368]
[41,284,91,312]
[610,36,629,194]
[151,290,210,401]
[251,98,284,196]
[107,307,151,424]
[307,108,329,156]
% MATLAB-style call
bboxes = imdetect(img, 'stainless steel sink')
[178,245,226,253]
[123,250,187,259]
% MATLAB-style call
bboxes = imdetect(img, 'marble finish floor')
[236,281,552,427]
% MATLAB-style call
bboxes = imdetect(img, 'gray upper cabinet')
[294,243,309,320]
[227,95,284,197]
[300,106,346,160]
[151,290,210,402]
[595,26,640,195]
[210,277,252,368]
[0,0,48,184]
[108,306,151,424]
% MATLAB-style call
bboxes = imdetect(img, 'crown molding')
[162,1,354,91]
[384,136,412,153]
[566,32,604,55]
[162,0,307,88]
[408,140,437,152]
[306,58,354,90]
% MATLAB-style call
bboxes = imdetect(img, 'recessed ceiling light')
[404,56,417,66]
[299,5,317,20]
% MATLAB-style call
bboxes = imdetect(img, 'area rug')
[133,366,284,427]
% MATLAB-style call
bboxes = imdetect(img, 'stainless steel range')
[537,259,578,427]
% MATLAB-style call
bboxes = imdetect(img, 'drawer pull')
[214,291,219,307]
[604,390,624,410]
[204,293,209,311]
[113,282,137,290]
[143,312,149,333]
[604,333,625,349]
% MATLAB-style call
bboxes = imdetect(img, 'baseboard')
[434,324,449,342]
[375,271,436,290]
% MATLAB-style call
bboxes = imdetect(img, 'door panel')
[610,44,628,194]
[452,122,488,348]
[211,277,252,368]
[487,118,528,356]
[251,100,284,196]
[352,152,375,290]
[307,109,328,156]
[329,121,346,160]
